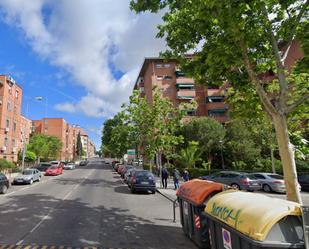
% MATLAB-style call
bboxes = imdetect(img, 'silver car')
[13,169,41,185]
[64,163,75,170]
[249,173,287,193]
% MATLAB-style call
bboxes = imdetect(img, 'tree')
[179,117,226,165]
[130,0,309,203]
[28,134,62,162]
[176,141,202,168]
[76,132,83,159]
[18,150,37,162]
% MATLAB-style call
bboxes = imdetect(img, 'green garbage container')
[204,190,306,249]
[176,179,225,248]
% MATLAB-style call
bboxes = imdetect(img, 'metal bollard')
[302,206,309,249]
[173,199,178,223]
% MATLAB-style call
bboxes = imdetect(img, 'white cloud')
[0,0,165,118]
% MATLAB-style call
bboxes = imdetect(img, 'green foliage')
[28,134,62,161]
[175,141,202,168]
[0,159,18,172]
[179,117,226,163]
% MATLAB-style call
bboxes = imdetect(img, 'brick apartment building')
[134,58,229,123]
[0,75,32,162]
[33,118,96,161]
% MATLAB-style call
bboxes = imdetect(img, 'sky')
[0,0,166,149]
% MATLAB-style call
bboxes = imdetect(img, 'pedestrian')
[183,170,190,182]
[161,167,169,189]
[173,168,181,190]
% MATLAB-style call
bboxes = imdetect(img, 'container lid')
[205,190,302,241]
[176,179,224,205]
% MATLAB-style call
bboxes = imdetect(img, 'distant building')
[0,75,31,162]
[134,58,229,123]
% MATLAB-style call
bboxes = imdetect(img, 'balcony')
[176,77,195,84]
[207,88,223,96]
[177,89,196,100]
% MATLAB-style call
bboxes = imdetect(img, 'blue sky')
[0,0,165,149]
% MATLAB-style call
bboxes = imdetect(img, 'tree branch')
[262,4,289,111]
[239,38,277,116]
[282,0,309,64]
[286,92,309,113]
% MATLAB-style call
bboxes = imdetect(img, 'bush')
[187,168,220,179]
[0,159,20,173]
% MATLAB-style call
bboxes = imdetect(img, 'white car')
[64,163,75,170]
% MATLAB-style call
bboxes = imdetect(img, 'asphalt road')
[0,160,195,249]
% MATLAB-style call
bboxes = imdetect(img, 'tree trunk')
[270,148,276,174]
[272,114,302,204]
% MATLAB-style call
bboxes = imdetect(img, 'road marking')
[15,240,23,246]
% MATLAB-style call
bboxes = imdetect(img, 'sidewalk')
[155,177,182,201]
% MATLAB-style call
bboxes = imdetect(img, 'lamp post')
[35,96,48,117]
[219,140,225,170]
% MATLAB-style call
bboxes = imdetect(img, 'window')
[44,128,48,133]
[7,102,11,112]
[44,119,48,125]
[164,63,171,68]
[206,96,224,103]
[254,174,266,179]
[156,76,163,81]
[14,104,17,113]
[163,75,173,80]
[6,119,9,128]
[15,90,19,98]
[4,137,8,146]
[176,84,194,90]
[208,109,226,117]
[13,122,16,131]
[12,139,15,147]
[8,85,12,94]
[156,64,163,68]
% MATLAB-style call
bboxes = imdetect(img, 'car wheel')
[263,184,272,193]
[151,190,156,194]
[29,179,33,185]
[231,183,240,190]
[0,185,8,194]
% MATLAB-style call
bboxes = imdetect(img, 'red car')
[45,165,63,176]
[50,161,65,169]
[117,165,125,174]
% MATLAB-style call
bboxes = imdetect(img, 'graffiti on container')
[210,202,242,229]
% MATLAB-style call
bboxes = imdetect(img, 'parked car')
[121,165,134,178]
[45,165,63,176]
[79,160,88,166]
[64,163,75,170]
[13,169,41,185]
[117,165,126,174]
[249,173,286,193]
[202,171,261,191]
[114,163,123,171]
[36,162,52,172]
[124,168,136,184]
[50,161,65,169]
[0,173,9,194]
[129,170,156,194]
[298,174,309,191]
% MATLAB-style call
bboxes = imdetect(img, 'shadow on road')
[0,193,194,249]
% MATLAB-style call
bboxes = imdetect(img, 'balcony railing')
[177,89,196,99]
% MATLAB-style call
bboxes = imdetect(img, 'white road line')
[15,239,23,245]
[19,168,96,237]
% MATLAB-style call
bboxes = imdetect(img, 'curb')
[156,188,177,202]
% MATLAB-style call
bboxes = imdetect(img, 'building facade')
[134,58,229,123]
[33,119,95,161]
[0,75,32,162]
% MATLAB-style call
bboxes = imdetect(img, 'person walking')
[161,167,169,189]
[183,170,190,182]
[173,168,181,190]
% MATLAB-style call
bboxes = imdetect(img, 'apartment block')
[0,75,31,162]
[134,58,229,123]
[33,119,95,161]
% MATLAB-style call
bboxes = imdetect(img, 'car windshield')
[244,174,257,180]
[22,170,33,175]
[269,174,284,179]
[49,166,58,169]
[50,162,59,165]
[136,171,153,178]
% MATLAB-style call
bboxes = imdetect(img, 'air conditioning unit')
[5,127,9,133]
[2,146,6,151]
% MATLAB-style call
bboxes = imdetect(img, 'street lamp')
[219,140,225,170]
[35,96,48,118]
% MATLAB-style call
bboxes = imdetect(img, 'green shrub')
[0,159,20,173]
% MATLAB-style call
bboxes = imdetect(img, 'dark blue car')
[130,170,156,194]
